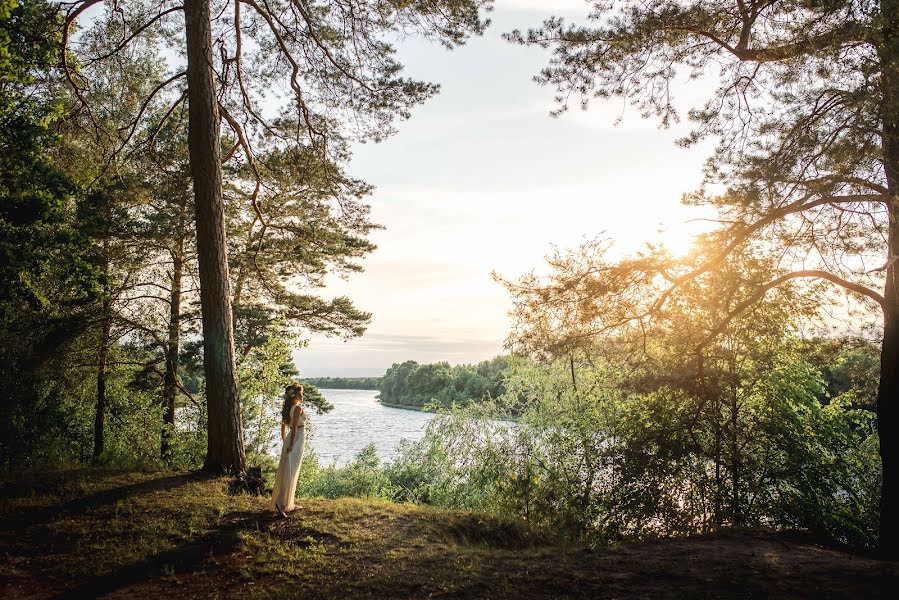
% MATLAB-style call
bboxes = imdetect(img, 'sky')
[295,0,718,377]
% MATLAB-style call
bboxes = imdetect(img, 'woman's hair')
[281,383,304,424]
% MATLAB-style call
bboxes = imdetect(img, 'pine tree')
[510,0,899,555]
[61,0,492,473]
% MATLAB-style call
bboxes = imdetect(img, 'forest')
[377,356,512,409]
[304,327,883,548]
[0,0,386,473]
[303,376,381,390]
[3,0,899,596]
[304,357,512,408]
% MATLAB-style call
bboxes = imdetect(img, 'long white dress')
[270,404,307,512]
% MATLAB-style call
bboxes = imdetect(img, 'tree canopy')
[59,0,493,472]
[508,0,899,555]
[379,356,513,410]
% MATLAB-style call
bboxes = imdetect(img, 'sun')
[655,224,698,258]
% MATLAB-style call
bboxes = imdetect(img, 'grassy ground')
[1,469,897,599]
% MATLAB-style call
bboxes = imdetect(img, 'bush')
[300,444,399,501]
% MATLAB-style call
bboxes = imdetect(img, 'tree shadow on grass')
[0,472,206,533]
[0,468,109,499]
[51,508,278,599]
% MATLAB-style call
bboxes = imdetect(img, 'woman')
[271,382,308,517]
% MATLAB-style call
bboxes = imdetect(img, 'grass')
[1,468,898,598]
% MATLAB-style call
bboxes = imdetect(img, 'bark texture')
[93,297,111,462]
[878,0,899,558]
[184,0,245,474]
[161,251,183,461]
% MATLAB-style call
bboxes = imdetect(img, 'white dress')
[270,404,307,512]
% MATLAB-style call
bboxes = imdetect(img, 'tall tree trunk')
[880,212,899,558]
[729,385,741,527]
[878,0,899,557]
[161,251,183,461]
[713,391,722,528]
[93,296,111,462]
[184,0,245,474]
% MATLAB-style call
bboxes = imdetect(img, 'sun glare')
[653,225,699,259]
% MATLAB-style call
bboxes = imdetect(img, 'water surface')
[299,388,435,467]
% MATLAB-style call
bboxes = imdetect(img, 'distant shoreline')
[376,400,434,413]
[317,389,517,420]
[312,388,426,411]
[313,388,429,412]
[379,399,519,422]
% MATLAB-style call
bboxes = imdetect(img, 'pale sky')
[295,0,717,376]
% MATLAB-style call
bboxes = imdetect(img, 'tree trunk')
[713,391,722,527]
[93,296,111,462]
[880,224,899,558]
[233,261,247,306]
[184,0,245,474]
[161,251,183,461]
[729,386,741,527]
[878,0,899,557]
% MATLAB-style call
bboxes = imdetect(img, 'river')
[297,388,436,467]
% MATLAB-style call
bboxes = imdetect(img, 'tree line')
[378,356,512,410]
[300,333,881,550]
[303,377,381,390]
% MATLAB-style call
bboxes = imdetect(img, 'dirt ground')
[1,469,897,599]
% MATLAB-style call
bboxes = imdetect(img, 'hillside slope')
[1,469,896,598]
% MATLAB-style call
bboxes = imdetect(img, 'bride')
[271,382,308,517]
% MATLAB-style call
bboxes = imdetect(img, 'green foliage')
[508,0,896,550]
[303,376,381,390]
[238,318,334,473]
[381,347,880,549]
[378,355,515,409]
[239,319,299,469]
[386,402,514,509]
[3,344,181,471]
[226,140,379,342]
[161,400,207,471]
[0,0,105,466]
[0,0,87,320]
[304,338,880,550]
[486,237,882,548]
[300,444,398,501]
[800,337,880,412]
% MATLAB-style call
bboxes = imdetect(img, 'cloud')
[287,0,720,375]
[294,333,505,377]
